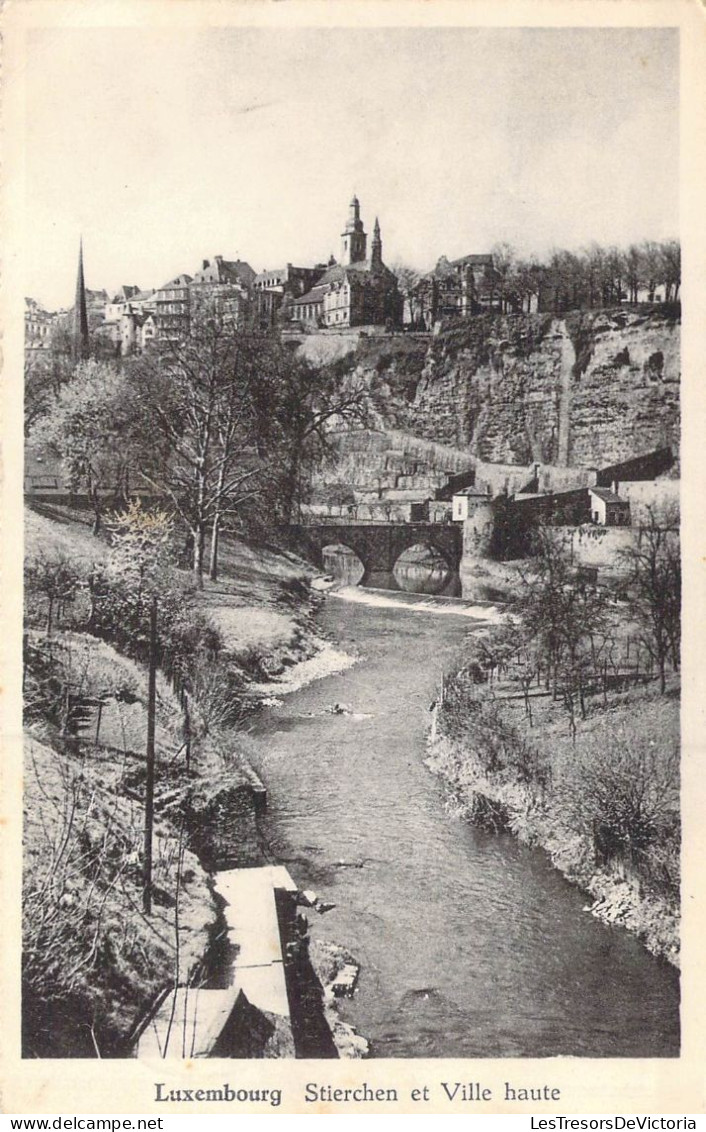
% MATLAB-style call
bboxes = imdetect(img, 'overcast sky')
[24,26,678,309]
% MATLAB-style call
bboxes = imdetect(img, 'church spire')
[73,237,90,361]
[371,216,382,268]
[341,194,367,265]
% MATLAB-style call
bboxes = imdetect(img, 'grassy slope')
[23,726,214,1057]
[26,503,318,672]
[198,533,316,671]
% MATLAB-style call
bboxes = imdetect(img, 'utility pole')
[143,595,158,915]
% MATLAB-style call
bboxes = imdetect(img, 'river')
[245,589,680,1058]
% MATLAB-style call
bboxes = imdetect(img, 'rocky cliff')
[308,307,680,476]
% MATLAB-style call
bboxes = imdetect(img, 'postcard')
[2,0,704,1116]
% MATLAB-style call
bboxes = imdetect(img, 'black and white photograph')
[4,0,704,1113]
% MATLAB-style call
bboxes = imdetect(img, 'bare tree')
[517,528,609,736]
[128,319,275,584]
[660,239,681,302]
[619,506,680,693]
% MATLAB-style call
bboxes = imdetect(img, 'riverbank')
[425,655,680,967]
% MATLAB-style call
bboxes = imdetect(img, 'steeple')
[72,237,90,361]
[341,194,367,266]
[371,216,382,268]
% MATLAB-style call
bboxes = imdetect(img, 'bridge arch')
[321,542,365,587]
[392,541,454,595]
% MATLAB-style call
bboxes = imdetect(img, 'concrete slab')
[231,965,289,1018]
[137,866,297,1057]
[136,987,239,1059]
[212,866,297,1019]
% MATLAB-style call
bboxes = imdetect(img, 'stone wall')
[557,525,634,573]
[617,480,680,523]
[310,428,474,506]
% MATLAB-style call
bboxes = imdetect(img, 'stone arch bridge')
[285,522,463,585]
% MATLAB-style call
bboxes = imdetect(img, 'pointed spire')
[73,237,89,362]
[371,216,382,267]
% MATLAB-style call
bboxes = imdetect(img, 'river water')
[246,589,679,1058]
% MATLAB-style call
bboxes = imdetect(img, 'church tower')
[341,195,367,266]
[72,237,90,361]
[370,217,383,269]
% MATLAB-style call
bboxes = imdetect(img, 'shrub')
[187,656,246,736]
[25,552,85,635]
[561,721,679,887]
[440,686,548,787]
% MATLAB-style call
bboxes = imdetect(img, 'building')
[85,288,110,329]
[25,298,54,351]
[190,256,255,328]
[140,313,158,351]
[635,283,667,304]
[291,197,402,330]
[151,274,193,342]
[189,256,255,332]
[149,258,257,342]
[97,287,157,355]
[253,263,327,327]
[192,255,256,290]
[406,253,497,329]
[105,286,141,322]
[588,487,631,527]
[452,486,491,522]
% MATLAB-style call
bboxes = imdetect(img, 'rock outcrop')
[310,307,680,481]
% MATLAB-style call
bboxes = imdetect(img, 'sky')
[24,26,679,310]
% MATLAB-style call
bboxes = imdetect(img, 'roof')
[192,258,256,286]
[430,254,494,280]
[453,486,489,498]
[590,487,628,505]
[255,269,286,283]
[292,285,327,307]
[450,254,494,268]
[158,274,193,289]
[292,259,395,306]
[111,285,140,302]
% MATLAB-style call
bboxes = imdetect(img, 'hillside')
[22,504,322,1056]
